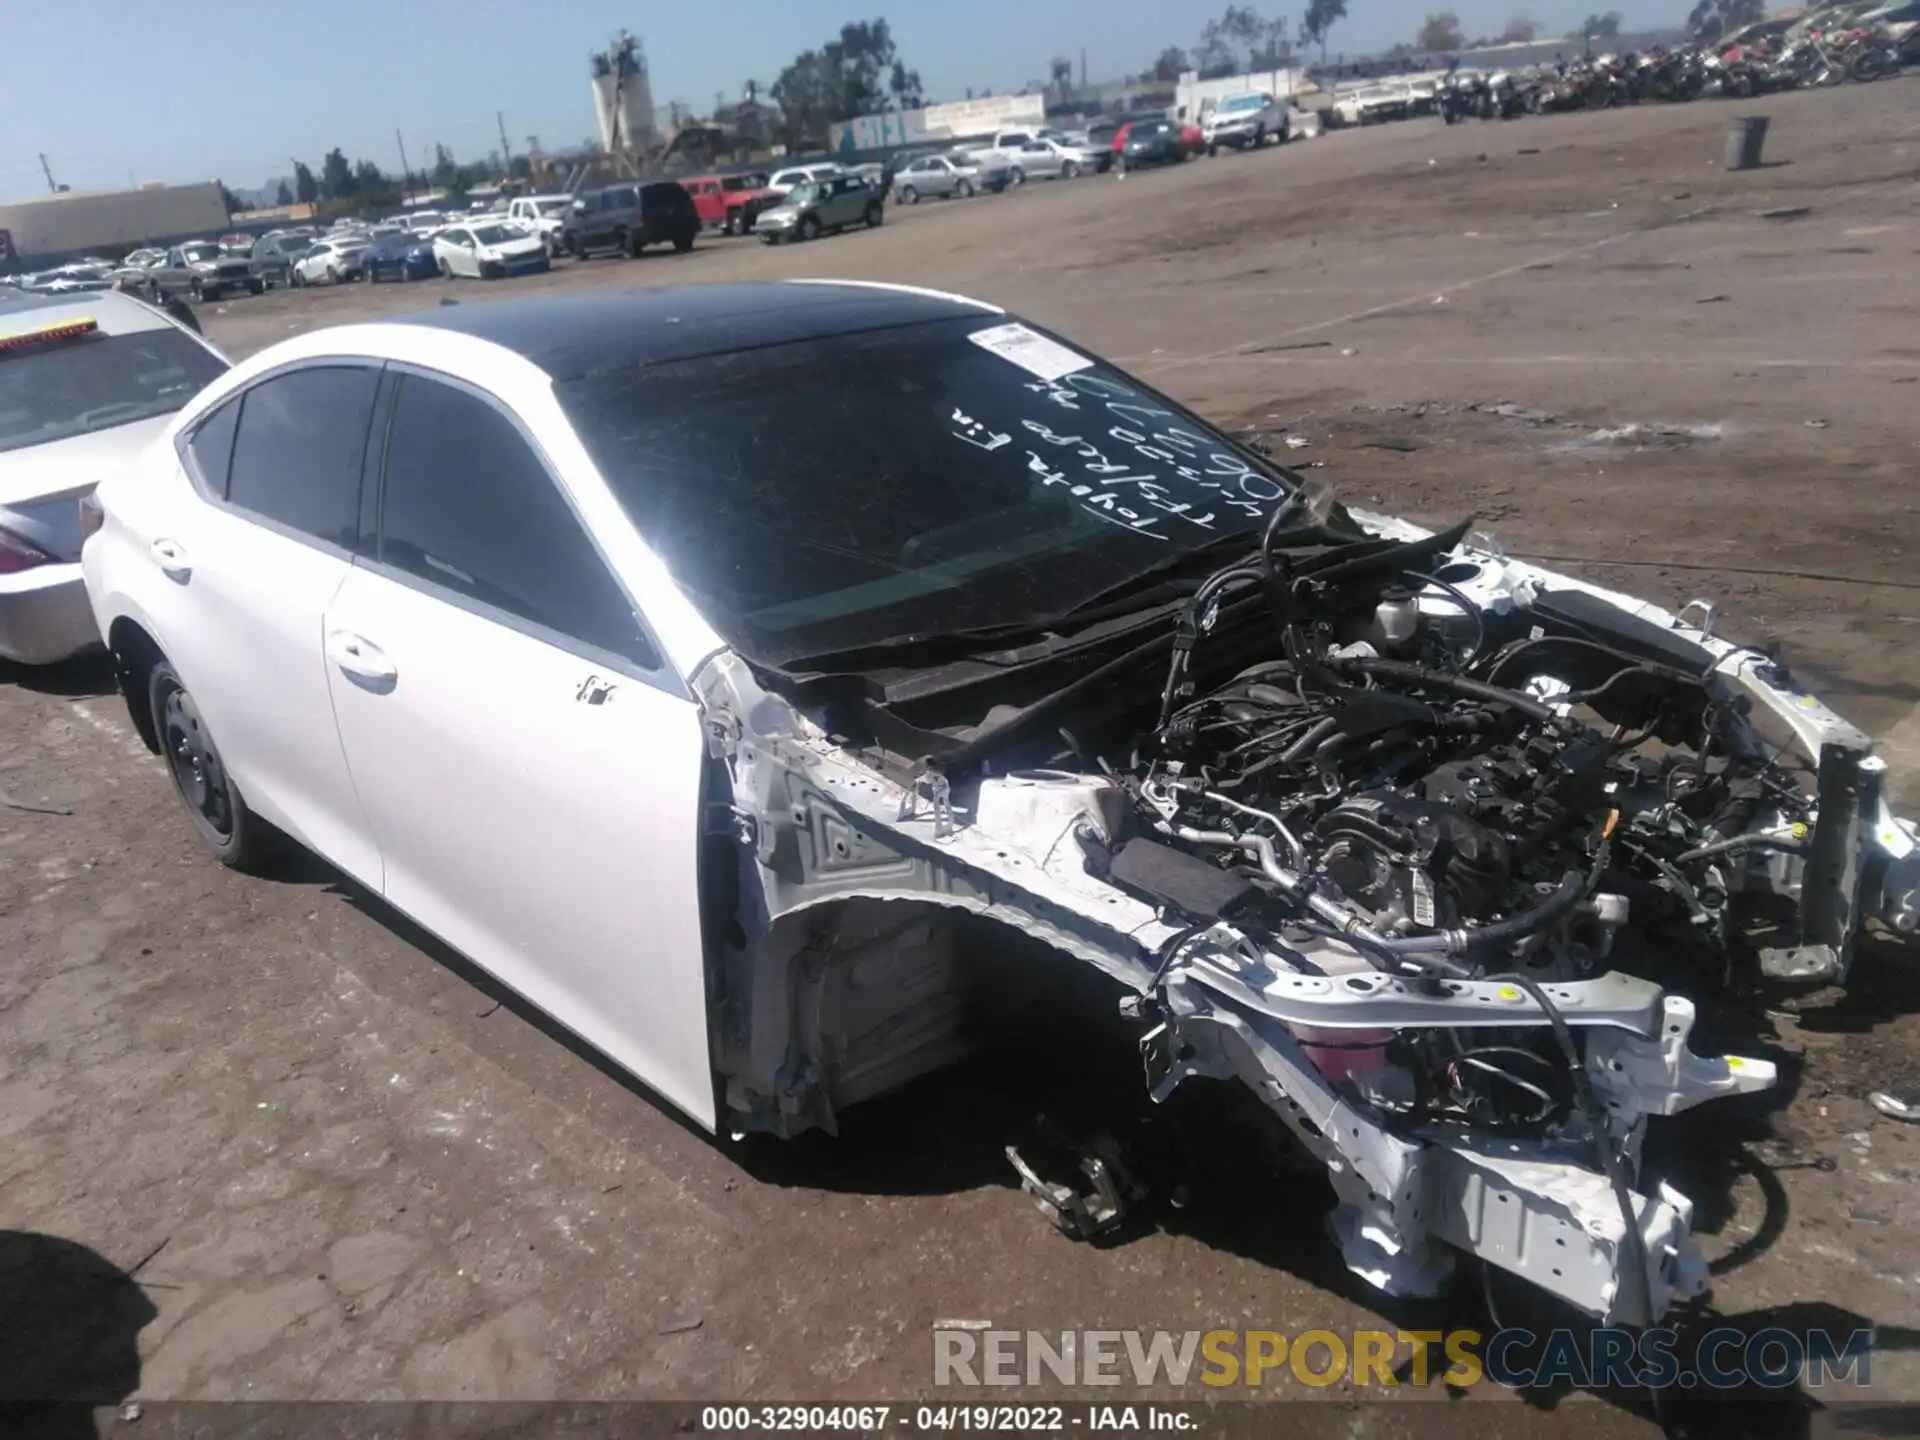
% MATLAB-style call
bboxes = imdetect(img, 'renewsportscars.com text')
[933,1326,1875,1391]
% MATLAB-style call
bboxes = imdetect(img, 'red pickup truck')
[681,173,775,235]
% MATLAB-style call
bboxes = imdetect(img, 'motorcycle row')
[1438,25,1918,120]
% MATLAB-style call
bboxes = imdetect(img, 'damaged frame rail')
[1140,955,1773,1325]
[691,650,1819,1327]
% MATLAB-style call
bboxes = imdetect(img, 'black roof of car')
[396,281,994,380]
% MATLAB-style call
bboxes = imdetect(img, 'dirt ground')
[4,81,1919,1427]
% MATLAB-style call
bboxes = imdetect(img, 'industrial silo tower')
[590,30,658,157]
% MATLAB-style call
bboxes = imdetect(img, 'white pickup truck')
[1202,93,1290,152]
[505,195,576,254]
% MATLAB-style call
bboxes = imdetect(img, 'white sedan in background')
[290,240,367,287]
[431,223,551,280]
[1,289,228,665]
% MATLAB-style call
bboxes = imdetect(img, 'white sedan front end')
[1,294,229,666]
[433,224,554,280]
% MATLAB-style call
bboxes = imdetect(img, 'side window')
[377,376,653,666]
[225,366,378,548]
[183,399,241,498]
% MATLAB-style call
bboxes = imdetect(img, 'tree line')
[224,145,533,218]
[1407,9,1622,52]
[1144,2,1354,84]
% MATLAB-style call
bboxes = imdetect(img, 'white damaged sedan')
[80,281,1919,1330]
[1,289,228,666]
[431,221,551,280]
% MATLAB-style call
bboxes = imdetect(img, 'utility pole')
[38,153,57,193]
[1080,48,1087,89]
[395,131,414,200]
[495,111,513,171]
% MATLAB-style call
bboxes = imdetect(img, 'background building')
[0,182,230,271]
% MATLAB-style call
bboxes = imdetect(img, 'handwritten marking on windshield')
[951,365,1289,541]
[1024,451,1172,539]
[951,408,1012,452]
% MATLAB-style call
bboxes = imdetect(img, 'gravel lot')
[4,80,1918,1427]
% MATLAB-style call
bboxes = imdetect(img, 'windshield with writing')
[0,330,228,454]
[555,316,1295,666]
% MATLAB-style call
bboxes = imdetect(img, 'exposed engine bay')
[691,491,1920,1331]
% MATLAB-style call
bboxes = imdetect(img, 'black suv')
[560,182,700,259]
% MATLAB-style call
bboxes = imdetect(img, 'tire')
[900,184,919,204]
[722,213,739,236]
[797,214,821,242]
[1062,160,1080,179]
[480,261,502,280]
[1009,166,1026,186]
[1254,124,1266,148]
[150,661,274,871]
[673,229,695,253]
[438,257,452,279]
[864,202,883,228]
[956,179,974,198]
[1207,142,1219,157]
[327,265,341,284]
[247,277,265,296]
[188,278,204,302]
[565,235,583,259]
[290,269,305,288]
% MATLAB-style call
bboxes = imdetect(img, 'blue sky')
[1,0,1674,198]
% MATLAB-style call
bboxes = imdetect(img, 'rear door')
[146,363,385,885]
[323,368,716,1127]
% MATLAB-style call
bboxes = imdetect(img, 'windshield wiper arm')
[769,598,1188,677]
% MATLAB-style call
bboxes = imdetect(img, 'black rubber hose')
[1371,871,1586,957]
[1674,833,1804,865]
[1328,656,1560,725]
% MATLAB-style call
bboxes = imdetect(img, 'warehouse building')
[0,182,230,272]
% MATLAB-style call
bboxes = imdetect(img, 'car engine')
[695,497,1919,1332]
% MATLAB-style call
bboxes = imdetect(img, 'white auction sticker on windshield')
[967,322,1094,382]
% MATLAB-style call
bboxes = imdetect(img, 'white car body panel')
[81,319,723,1126]
[323,564,716,1126]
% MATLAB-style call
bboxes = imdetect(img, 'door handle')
[150,538,192,582]
[325,630,398,684]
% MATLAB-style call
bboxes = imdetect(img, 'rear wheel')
[151,662,273,871]
[900,184,919,204]
[1009,166,1026,186]
[673,229,695,253]
[797,214,821,242]
[865,202,883,228]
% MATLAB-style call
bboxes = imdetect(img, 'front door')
[323,369,716,1127]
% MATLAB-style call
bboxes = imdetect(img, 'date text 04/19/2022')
[698,1404,1196,1432]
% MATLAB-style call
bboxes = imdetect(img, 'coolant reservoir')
[1375,586,1421,647]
